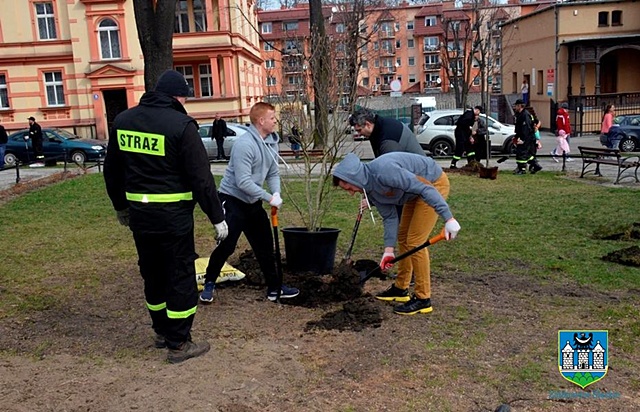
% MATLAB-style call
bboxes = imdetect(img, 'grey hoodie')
[218,124,280,203]
[333,152,452,247]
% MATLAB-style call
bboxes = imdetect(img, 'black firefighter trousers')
[133,228,198,349]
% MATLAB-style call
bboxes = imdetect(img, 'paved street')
[1,132,637,194]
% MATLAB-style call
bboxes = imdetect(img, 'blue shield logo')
[558,330,608,389]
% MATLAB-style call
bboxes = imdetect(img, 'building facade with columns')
[0,0,263,140]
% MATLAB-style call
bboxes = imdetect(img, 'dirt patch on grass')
[1,239,640,410]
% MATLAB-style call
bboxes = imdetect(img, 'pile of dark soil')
[602,245,640,267]
[231,250,385,331]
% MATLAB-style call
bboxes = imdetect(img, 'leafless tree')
[132,0,178,91]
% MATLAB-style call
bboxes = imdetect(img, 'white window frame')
[98,18,121,60]
[261,22,272,34]
[0,74,9,109]
[44,71,65,106]
[425,16,437,27]
[265,59,276,69]
[175,65,195,97]
[407,21,414,30]
[199,64,212,97]
[266,76,276,86]
[408,57,415,67]
[264,42,274,51]
[336,23,345,33]
[283,21,299,31]
[407,38,415,49]
[175,0,207,33]
[409,74,416,83]
[35,2,57,40]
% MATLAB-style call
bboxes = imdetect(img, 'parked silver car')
[415,110,517,157]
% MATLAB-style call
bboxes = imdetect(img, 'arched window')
[98,18,121,60]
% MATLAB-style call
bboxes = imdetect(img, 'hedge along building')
[0,0,263,140]
[500,0,640,134]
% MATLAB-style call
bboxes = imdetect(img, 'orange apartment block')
[0,0,262,140]
[256,1,543,105]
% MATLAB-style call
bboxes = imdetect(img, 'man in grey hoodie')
[332,153,460,315]
[200,102,300,303]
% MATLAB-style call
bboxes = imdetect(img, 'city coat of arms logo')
[558,330,608,389]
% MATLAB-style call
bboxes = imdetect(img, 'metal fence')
[568,93,640,135]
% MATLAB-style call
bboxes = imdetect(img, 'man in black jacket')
[349,108,424,157]
[27,116,44,167]
[104,70,228,364]
[0,124,7,169]
[212,114,228,160]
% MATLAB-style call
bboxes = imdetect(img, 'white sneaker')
[550,151,559,163]
[566,157,574,162]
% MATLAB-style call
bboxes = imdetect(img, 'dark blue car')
[4,128,106,166]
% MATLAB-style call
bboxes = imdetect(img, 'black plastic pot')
[282,227,341,274]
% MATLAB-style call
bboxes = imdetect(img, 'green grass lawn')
[1,170,638,318]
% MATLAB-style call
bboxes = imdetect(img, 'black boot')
[513,165,527,175]
[529,160,542,174]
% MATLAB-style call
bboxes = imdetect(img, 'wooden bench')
[578,146,640,184]
[278,148,324,159]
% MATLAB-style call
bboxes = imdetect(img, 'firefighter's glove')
[269,192,283,209]
[214,221,228,242]
[116,208,130,227]
[444,218,461,240]
[379,252,395,271]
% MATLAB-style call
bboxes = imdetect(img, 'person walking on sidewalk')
[199,102,300,304]
[332,152,461,316]
[104,70,228,364]
[600,104,616,147]
[553,102,573,161]
[212,113,228,160]
[27,116,45,167]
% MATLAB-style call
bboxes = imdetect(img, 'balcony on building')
[379,29,395,39]
[284,64,305,73]
[380,46,396,56]
[380,66,396,74]
[423,63,442,71]
[423,45,439,54]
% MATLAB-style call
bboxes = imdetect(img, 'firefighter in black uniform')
[104,70,228,364]
[450,106,480,169]
[513,99,541,175]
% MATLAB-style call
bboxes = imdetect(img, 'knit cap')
[155,70,190,97]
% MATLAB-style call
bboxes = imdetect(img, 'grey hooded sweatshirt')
[218,124,280,204]
[333,152,452,247]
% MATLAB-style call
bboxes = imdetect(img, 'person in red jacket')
[553,102,572,160]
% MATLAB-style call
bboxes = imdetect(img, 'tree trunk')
[309,0,329,149]
[133,0,178,92]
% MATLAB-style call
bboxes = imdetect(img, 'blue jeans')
[0,144,6,169]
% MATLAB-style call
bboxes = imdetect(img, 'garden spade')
[359,229,447,286]
[271,206,283,302]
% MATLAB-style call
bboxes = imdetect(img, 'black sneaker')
[167,340,211,364]
[394,296,433,315]
[267,284,300,301]
[449,164,458,169]
[513,168,526,175]
[375,284,410,302]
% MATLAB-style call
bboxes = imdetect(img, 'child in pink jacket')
[551,129,570,162]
